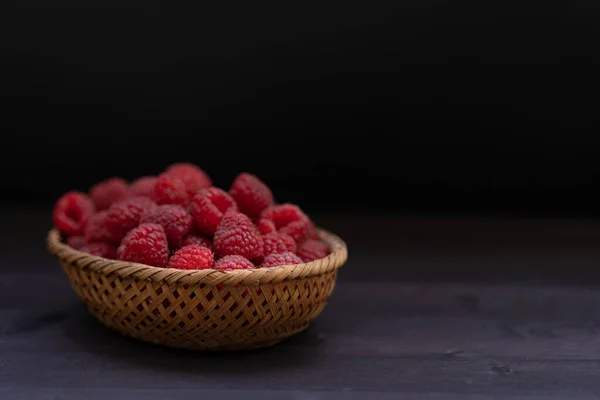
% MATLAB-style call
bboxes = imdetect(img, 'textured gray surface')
[3,212,600,398]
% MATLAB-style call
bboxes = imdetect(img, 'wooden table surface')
[3,211,600,399]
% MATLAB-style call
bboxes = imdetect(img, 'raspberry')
[128,176,157,197]
[83,210,110,244]
[116,223,169,267]
[140,204,193,248]
[213,212,263,259]
[150,173,189,207]
[256,218,276,234]
[260,252,303,268]
[214,255,255,271]
[89,177,128,210]
[103,197,157,244]
[80,242,117,259]
[66,235,86,250]
[229,172,274,218]
[262,232,296,256]
[165,163,212,196]
[52,191,95,236]
[306,220,319,240]
[259,204,315,243]
[190,187,238,235]
[167,244,214,270]
[182,235,213,250]
[297,239,330,262]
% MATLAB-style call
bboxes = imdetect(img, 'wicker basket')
[46,228,347,351]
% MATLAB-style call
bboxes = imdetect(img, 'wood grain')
[3,213,600,398]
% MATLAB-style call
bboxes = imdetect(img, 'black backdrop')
[1,0,599,215]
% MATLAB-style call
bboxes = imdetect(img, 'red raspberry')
[190,187,238,235]
[83,210,111,244]
[262,232,296,256]
[229,172,274,218]
[103,197,157,244]
[80,242,117,259]
[89,177,128,210]
[167,244,214,270]
[150,173,189,207]
[116,223,169,267]
[140,204,193,248]
[66,235,86,249]
[128,176,157,197]
[256,218,276,234]
[213,212,263,259]
[259,204,315,243]
[306,220,319,240]
[297,239,330,262]
[214,255,255,271]
[260,252,303,268]
[182,235,213,250]
[165,163,212,196]
[52,191,95,236]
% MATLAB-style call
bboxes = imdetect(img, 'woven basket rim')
[46,228,348,286]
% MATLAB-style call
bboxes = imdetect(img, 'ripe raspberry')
[229,172,274,218]
[297,239,330,262]
[89,177,128,210]
[256,218,276,234]
[103,197,157,244]
[262,232,296,256]
[165,163,212,196]
[259,204,315,243]
[83,210,111,244]
[182,235,213,250]
[214,255,255,271]
[167,244,214,270]
[116,223,169,267]
[140,204,193,248]
[150,173,189,207]
[260,252,303,268]
[66,235,86,250]
[213,212,263,259]
[190,187,238,235]
[80,242,117,259]
[306,220,319,240]
[53,191,95,236]
[128,176,157,197]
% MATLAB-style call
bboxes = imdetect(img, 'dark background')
[1,0,599,215]
[5,4,600,397]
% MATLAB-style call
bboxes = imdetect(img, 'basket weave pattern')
[46,229,347,350]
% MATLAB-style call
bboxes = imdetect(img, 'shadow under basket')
[46,228,348,351]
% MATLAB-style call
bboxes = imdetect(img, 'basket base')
[141,336,291,352]
[86,305,312,351]
[110,322,309,351]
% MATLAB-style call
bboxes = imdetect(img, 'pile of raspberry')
[52,163,330,271]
